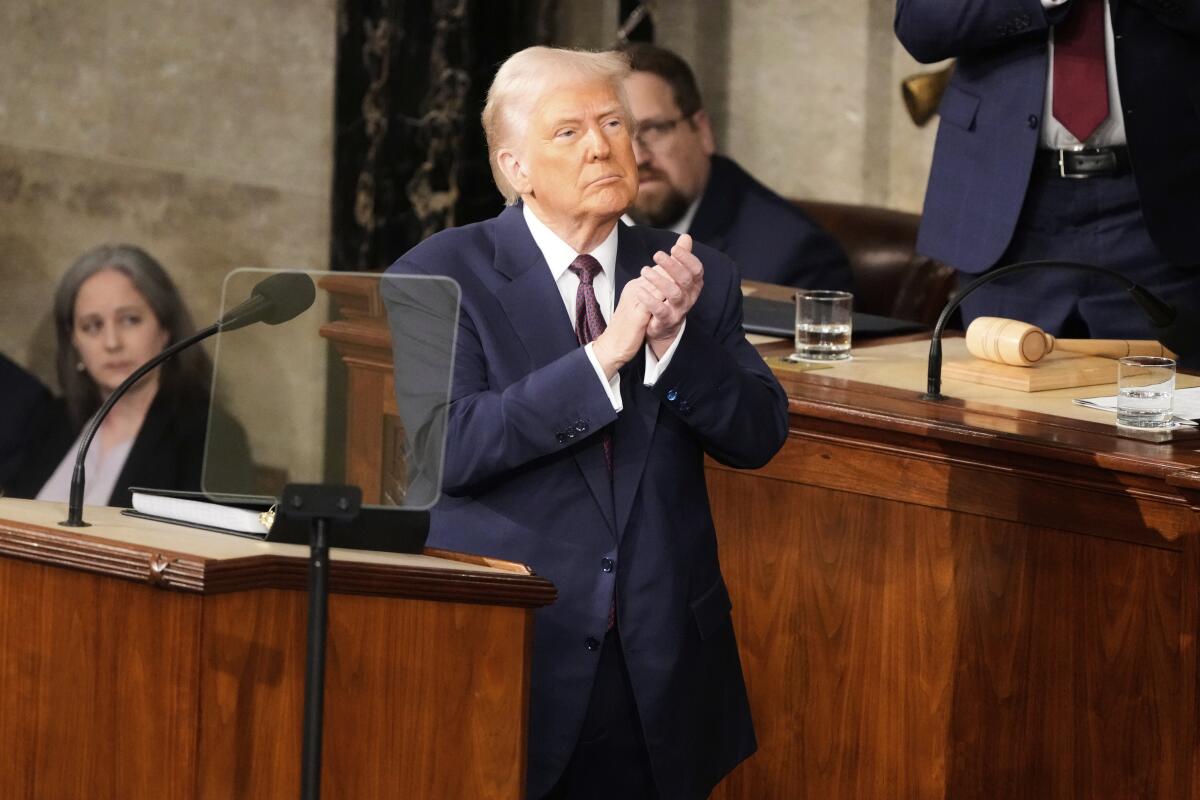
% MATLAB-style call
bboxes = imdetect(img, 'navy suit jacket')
[896,0,1200,273]
[690,155,855,290]
[387,204,788,799]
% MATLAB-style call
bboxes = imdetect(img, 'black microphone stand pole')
[279,484,362,800]
[922,259,1177,401]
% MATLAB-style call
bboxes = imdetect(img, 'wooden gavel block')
[964,316,1175,367]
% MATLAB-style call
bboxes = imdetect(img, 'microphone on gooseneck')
[218,271,318,332]
[61,272,316,527]
[923,260,1193,401]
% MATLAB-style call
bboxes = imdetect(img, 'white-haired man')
[387,46,788,800]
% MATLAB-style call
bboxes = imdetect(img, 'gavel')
[964,316,1176,366]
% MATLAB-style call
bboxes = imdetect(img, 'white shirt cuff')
[584,342,623,412]
[1042,0,1069,6]
[643,320,686,387]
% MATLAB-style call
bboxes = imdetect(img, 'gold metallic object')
[902,63,955,127]
[259,503,277,531]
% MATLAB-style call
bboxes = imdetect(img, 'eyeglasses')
[634,116,687,149]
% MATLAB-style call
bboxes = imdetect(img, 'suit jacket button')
[585,637,600,651]
[601,557,614,573]
[1027,114,1039,129]
[666,388,679,402]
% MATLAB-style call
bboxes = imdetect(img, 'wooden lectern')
[0,499,554,799]
[322,279,1200,799]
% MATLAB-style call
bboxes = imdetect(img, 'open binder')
[124,486,429,553]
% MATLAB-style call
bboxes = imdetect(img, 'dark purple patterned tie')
[569,254,608,345]
[568,254,614,474]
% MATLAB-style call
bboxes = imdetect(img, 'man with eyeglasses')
[620,43,853,292]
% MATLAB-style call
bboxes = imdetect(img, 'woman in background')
[5,244,250,507]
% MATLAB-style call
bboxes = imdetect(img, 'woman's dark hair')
[53,244,212,428]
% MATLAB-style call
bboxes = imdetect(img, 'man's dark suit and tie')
[621,43,854,292]
[386,47,788,799]
[896,0,1200,346]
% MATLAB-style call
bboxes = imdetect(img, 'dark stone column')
[329,0,558,271]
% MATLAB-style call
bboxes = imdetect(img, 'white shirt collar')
[523,203,619,282]
[670,194,703,236]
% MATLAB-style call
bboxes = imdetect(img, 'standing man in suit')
[387,47,788,799]
[620,43,854,292]
[896,0,1200,344]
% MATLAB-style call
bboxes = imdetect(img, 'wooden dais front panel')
[707,418,1198,800]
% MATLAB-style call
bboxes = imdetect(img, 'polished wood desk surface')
[741,279,1200,484]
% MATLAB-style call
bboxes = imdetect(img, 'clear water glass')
[793,290,853,362]
[1117,355,1175,429]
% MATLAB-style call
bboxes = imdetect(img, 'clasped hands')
[592,233,704,378]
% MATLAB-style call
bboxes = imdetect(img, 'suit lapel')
[612,223,661,541]
[493,205,616,534]
[494,205,579,369]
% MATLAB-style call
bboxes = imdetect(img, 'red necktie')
[1052,0,1109,142]
[568,254,613,473]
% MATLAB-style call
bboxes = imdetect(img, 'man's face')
[624,70,714,228]
[507,80,638,229]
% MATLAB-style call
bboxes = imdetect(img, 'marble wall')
[559,0,943,212]
[0,0,337,478]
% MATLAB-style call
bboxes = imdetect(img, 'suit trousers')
[956,168,1200,367]
[542,624,658,800]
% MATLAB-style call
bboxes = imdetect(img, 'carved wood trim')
[0,518,556,607]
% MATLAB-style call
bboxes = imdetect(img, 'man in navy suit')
[386,47,788,799]
[896,0,1200,344]
[620,43,854,292]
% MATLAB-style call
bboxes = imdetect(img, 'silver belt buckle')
[1059,145,1118,179]
[1059,145,1088,180]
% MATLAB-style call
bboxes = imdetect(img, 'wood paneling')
[0,503,549,798]
[707,431,1196,799]
[194,590,532,799]
[0,557,200,800]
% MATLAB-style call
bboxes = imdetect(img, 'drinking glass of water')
[793,290,853,362]
[1117,355,1175,428]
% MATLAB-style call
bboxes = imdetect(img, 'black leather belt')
[1035,146,1131,179]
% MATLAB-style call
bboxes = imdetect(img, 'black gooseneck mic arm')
[62,323,219,526]
[922,259,1178,401]
[61,271,317,527]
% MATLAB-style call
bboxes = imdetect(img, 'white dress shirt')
[522,204,685,413]
[1040,0,1127,148]
[36,424,134,506]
